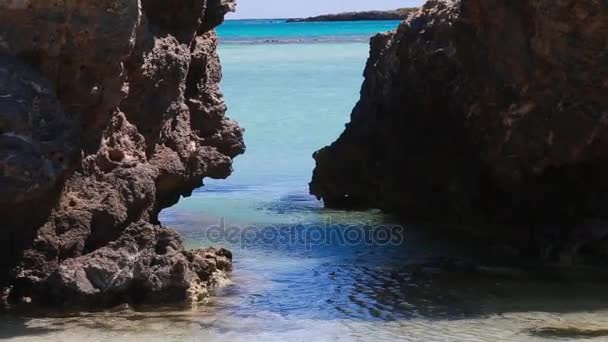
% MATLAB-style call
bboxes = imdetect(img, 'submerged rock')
[0,0,243,307]
[311,0,608,262]
[527,326,608,339]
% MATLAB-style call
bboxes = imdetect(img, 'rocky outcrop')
[311,0,608,263]
[44,222,233,306]
[0,0,244,307]
[286,8,417,23]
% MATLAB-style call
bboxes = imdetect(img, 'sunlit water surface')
[3,20,608,342]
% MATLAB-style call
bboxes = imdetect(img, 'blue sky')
[228,0,425,19]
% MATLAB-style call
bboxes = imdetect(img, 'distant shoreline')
[224,18,404,22]
[285,8,417,23]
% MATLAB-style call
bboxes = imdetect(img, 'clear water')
[4,20,608,342]
[217,19,402,43]
[172,40,379,226]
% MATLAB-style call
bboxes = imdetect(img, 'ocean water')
[4,20,608,342]
[217,19,402,43]
[170,43,378,226]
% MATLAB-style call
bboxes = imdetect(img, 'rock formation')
[0,0,244,307]
[286,8,417,23]
[311,0,608,263]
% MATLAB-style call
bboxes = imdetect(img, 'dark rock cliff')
[311,0,608,263]
[0,0,244,307]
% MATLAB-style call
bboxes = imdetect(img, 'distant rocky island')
[286,8,417,23]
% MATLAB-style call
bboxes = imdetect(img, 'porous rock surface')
[0,0,243,307]
[311,0,608,263]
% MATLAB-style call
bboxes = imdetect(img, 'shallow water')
[4,20,608,341]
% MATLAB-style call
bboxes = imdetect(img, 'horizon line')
[224,17,406,21]
[225,17,295,20]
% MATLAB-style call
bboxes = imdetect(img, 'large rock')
[44,221,233,306]
[0,0,243,307]
[311,0,608,262]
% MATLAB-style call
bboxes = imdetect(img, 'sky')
[228,0,425,19]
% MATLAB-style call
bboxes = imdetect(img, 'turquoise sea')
[218,19,402,43]
[165,20,406,227]
[170,21,402,226]
[4,20,608,342]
